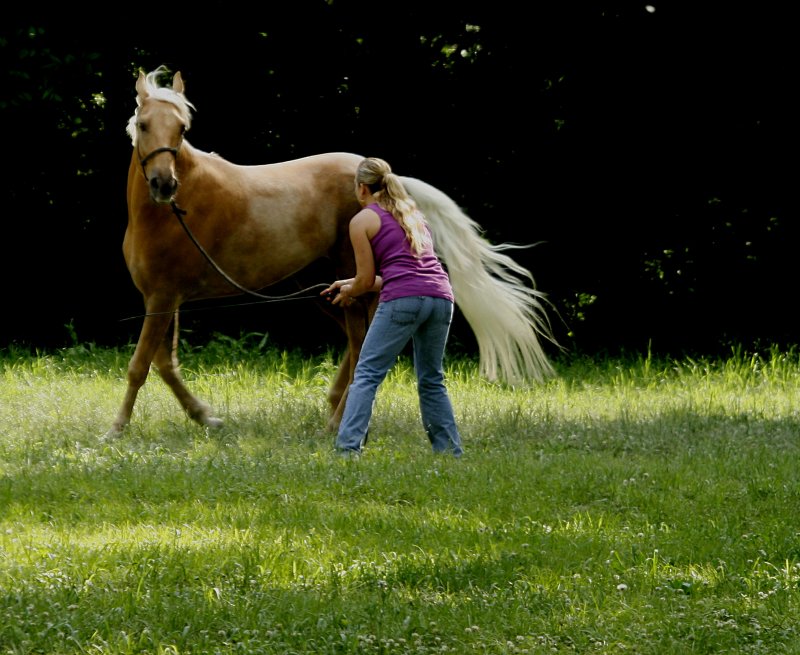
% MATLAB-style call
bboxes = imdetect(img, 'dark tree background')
[1,2,795,360]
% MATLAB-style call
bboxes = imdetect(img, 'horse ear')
[172,72,184,95]
[135,70,148,98]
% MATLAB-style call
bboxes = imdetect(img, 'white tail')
[402,176,558,384]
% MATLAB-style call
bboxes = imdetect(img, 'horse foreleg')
[151,310,223,430]
[106,310,174,437]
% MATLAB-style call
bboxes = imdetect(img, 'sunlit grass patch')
[1,339,800,653]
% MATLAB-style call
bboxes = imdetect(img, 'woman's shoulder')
[362,203,394,226]
[352,205,382,237]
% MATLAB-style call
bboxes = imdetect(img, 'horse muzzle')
[139,145,180,204]
[148,173,179,204]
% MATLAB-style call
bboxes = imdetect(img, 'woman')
[322,157,463,457]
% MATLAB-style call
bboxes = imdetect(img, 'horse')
[107,65,557,438]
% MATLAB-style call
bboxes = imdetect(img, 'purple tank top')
[367,203,454,303]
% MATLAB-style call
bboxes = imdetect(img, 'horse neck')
[177,141,225,178]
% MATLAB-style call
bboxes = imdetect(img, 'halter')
[138,145,179,180]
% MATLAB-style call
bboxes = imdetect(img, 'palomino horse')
[108,65,557,437]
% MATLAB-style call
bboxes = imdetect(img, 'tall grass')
[1,337,799,654]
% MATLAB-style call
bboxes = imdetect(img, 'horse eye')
[138,122,147,133]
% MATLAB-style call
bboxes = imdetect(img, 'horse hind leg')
[320,303,351,431]
[152,310,223,430]
[326,347,351,432]
[326,295,376,432]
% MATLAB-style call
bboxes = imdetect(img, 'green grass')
[1,337,799,654]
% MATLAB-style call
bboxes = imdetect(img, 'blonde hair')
[356,157,432,256]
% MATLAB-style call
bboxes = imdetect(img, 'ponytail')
[356,158,432,256]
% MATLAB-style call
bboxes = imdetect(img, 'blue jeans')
[336,295,463,456]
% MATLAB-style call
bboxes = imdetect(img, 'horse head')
[127,67,194,204]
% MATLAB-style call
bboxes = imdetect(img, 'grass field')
[1,336,799,654]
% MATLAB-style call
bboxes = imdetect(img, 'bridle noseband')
[138,145,179,180]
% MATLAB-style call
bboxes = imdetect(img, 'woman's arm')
[321,207,382,305]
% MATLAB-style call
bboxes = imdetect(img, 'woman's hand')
[321,279,355,306]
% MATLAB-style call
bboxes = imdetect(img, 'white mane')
[126,67,195,146]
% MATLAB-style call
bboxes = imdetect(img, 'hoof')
[101,425,125,441]
[204,416,224,430]
[190,402,223,430]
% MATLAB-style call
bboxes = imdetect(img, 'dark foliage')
[1,3,795,358]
